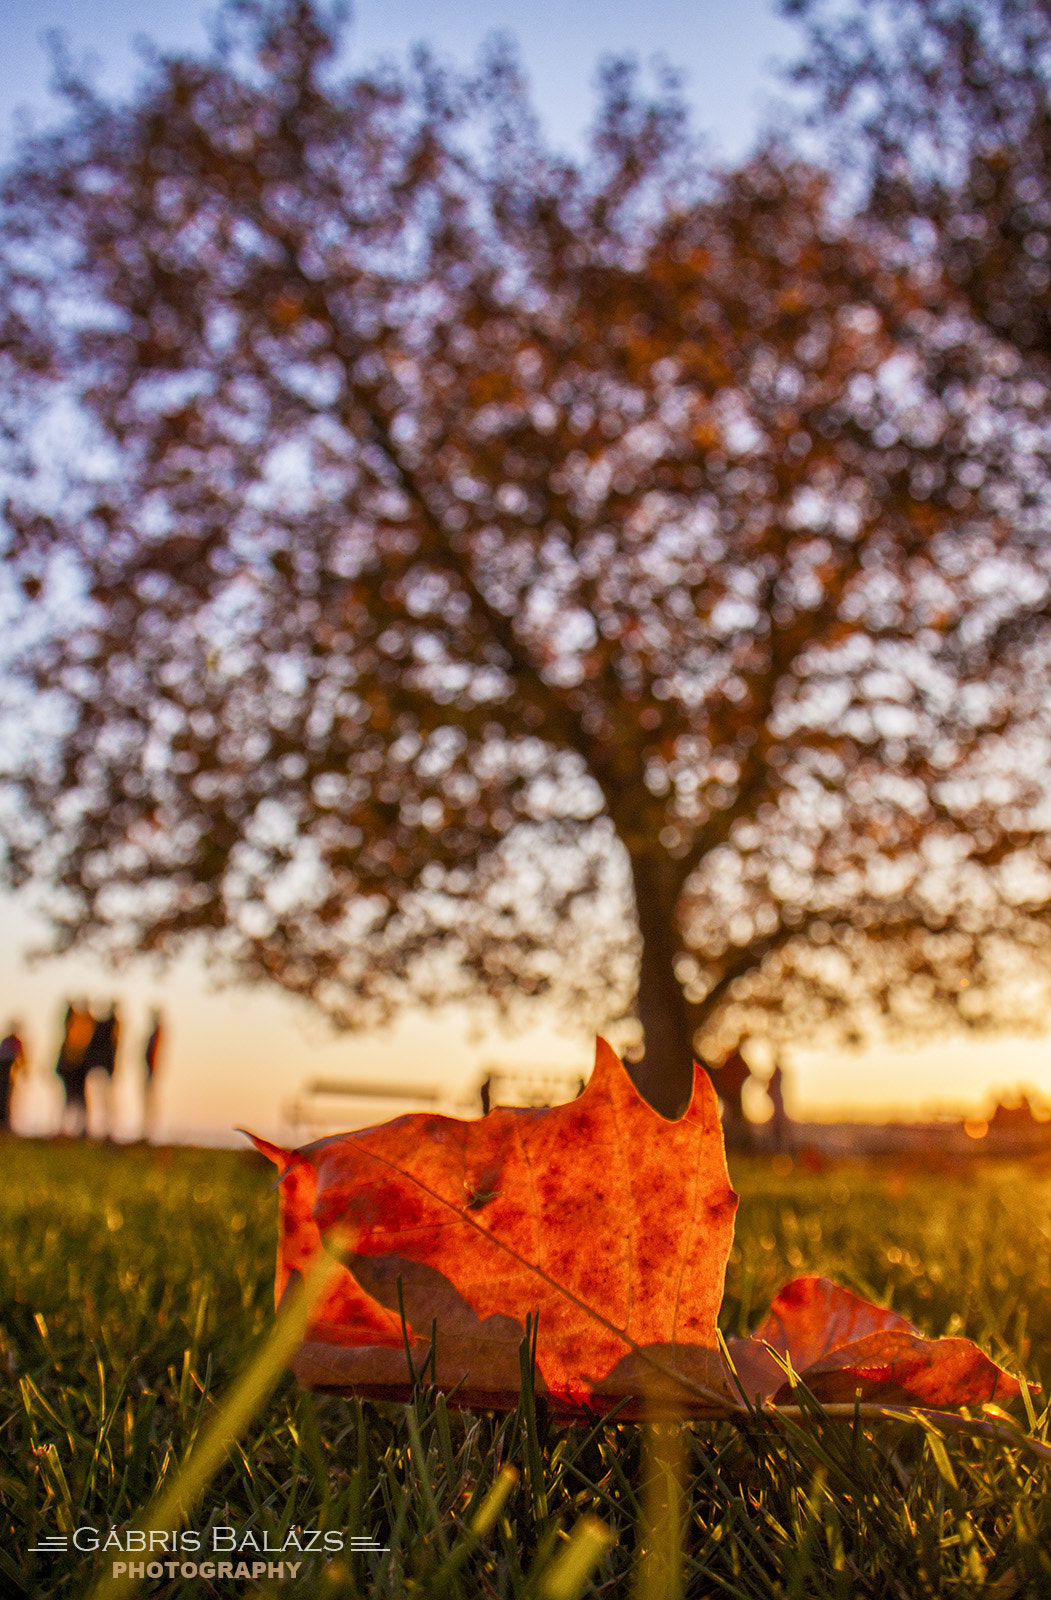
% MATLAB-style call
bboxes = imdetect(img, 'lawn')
[2,1136,1050,1597]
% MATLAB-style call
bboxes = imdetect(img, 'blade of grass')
[87,1250,339,1600]
[538,1514,615,1600]
[634,1420,685,1600]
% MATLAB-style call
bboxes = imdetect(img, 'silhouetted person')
[768,1059,790,1154]
[82,1004,119,1138]
[56,1001,95,1136]
[0,1024,25,1131]
[479,1074,493,1116]
[143,1010,163,1139]
[715,1046,752,1153]
[83,1004,119,1077]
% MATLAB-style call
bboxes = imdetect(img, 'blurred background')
[4,0,1051,1150]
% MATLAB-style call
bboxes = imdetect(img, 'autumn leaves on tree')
[3,0,1051,1114]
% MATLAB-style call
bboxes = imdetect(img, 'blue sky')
[0,0,799,160]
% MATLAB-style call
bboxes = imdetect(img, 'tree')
[785,0,1051,368]
[780,0,1051,1021]
[3,0,1051,1117]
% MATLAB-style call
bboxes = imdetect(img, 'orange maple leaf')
[248,1136,406,1350]
[255,1038,738,1413]
[252,1041,1022,1417]
[725,1277,1021,1408]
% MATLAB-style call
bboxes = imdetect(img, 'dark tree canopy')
[3,0,1051,1115]
[786,0,1051,365]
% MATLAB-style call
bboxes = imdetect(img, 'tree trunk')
[627,851,695,1118]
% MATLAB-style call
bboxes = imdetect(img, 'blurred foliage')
[786,0,1051,361]
[4,1,1051,1110]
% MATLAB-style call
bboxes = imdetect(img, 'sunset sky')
[3,0,1051,1144]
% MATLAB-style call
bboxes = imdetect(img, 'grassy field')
[2,1137,1051,1598]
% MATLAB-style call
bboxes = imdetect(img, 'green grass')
[2,1137,1051,1597]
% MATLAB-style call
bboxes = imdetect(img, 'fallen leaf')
[250,1042,1023,1418]
[253,1038,738,1414]
[726,1277,1021,1407]
[248,1134,405,1349]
